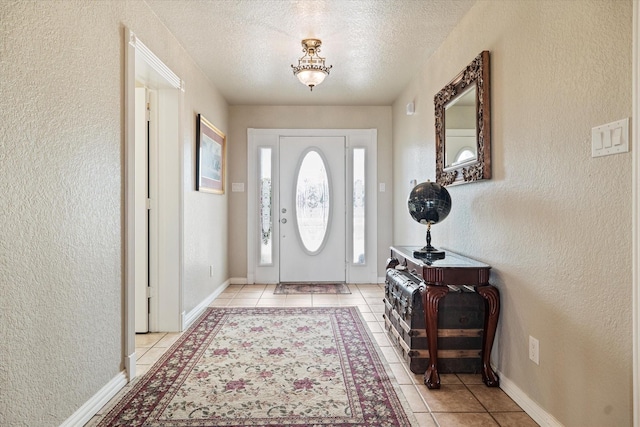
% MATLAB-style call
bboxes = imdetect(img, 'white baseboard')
[60,371,127,427]
[183,280,230,329]
[497,369,564,427]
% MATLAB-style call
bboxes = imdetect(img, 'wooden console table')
[387,246,500,389]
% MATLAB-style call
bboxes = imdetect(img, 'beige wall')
[0,1,228,424]
[227,106,393,280]
[393,1,633,425]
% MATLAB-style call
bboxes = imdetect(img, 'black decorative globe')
[408,181,451,225]
[407,181,451,260]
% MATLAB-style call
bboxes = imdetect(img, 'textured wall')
[0,1,227,424]
[393,1,633,425]
[0,3,123,424]
[227,106,392,280]
[182,79,229,314]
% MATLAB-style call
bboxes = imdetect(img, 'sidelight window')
[259,147,272,265]
[353,148,365,264]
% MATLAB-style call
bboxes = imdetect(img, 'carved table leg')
[385,257,399,270]
[422,285,449,389]
[476,285,500,387]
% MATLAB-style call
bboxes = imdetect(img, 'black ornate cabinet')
[384,246,500,389]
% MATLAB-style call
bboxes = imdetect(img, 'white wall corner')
[633,1,639,426]
[60,371,127,427]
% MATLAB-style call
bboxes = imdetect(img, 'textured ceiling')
[144,0,476,106]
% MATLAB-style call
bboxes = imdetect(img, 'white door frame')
[247,128,378,285]
[134,87,152,333]
[633,2,639,425]
[124,28,184,380]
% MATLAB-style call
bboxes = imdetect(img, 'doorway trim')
[124,28,184,380]
[247,128,378,285]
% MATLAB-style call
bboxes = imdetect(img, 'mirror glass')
[435,51,490,186]
[444,85,477,169]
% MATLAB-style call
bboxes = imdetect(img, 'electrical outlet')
[529,336,539,365]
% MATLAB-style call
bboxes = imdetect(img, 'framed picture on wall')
[196,113,225,194]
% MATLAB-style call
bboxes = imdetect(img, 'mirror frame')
[435,50,491,186]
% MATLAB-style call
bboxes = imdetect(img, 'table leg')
[476,285,500,387]
[385,257,399,269]
[422,285,449,389]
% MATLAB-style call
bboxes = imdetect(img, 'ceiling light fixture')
[291,38,332,91]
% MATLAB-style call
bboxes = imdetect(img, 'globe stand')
[413,223,445,260]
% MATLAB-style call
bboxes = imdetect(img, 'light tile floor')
[92,283,539,427]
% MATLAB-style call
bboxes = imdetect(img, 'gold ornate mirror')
[435,51,491,186]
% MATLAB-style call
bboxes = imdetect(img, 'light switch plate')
[231,182,245,192]
[592,118,629,158]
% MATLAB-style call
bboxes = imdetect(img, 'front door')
[279,136,346,282]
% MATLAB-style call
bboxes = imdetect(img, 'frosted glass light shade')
[296,69,327,88]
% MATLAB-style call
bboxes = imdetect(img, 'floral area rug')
[96,307,415,426]
[273,283,351,294]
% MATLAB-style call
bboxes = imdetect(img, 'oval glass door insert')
[295,150,330,253]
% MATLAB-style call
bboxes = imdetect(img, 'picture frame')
[196,114,226,194]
